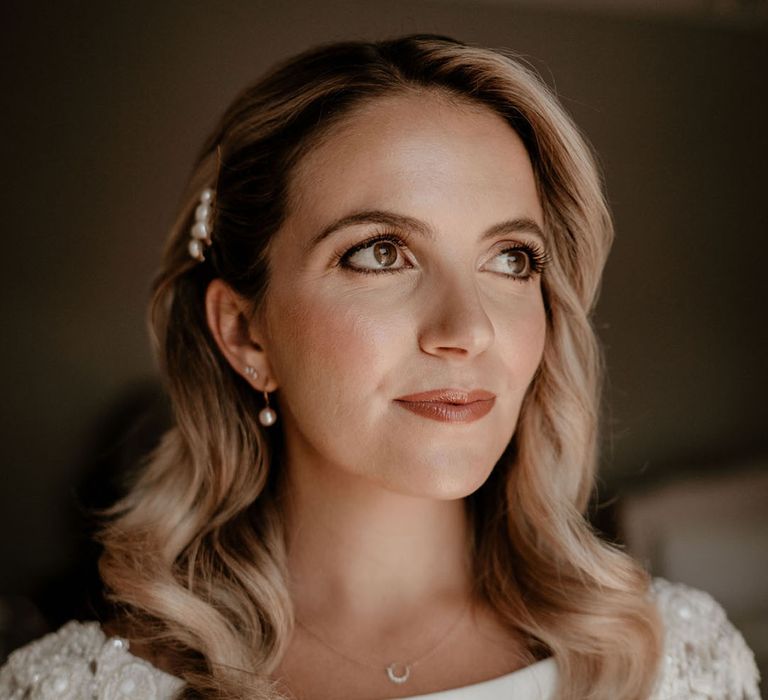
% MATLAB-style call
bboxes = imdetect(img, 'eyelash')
[333,230,550,281]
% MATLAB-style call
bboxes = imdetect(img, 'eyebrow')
[306,210,546,251]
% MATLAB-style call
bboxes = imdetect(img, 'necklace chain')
[296,597,472,684]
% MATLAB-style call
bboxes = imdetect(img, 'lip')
[394,388,496,403]
[394,397,495,423]
[394,388,496,424]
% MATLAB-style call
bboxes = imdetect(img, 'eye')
[335,232,550,280]
[485,242,549,281]
[337,233,411,275]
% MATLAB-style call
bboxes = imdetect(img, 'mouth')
[393,388,496,423]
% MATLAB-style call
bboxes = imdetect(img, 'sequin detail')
[0,620,182,699]
[649,578,761,699]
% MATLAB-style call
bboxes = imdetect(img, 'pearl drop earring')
[259,390,277,427]
[244,366,277,427]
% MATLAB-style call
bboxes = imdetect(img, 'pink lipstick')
[394,388,496,423]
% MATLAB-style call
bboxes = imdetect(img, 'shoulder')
[0,620,184,699]
[649,577,762,699]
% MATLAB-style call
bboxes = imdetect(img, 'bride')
[0,33,759,700]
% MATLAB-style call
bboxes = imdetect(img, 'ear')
[205,278,278,391]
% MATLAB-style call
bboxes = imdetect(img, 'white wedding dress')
[0,578,760,699]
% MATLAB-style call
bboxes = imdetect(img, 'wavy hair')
[98,34,663,699]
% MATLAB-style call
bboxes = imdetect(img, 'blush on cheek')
[496,327,546,405]
[530,314,547,371]
[276,297,387,408]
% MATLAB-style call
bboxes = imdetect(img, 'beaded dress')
[0,578,760,699]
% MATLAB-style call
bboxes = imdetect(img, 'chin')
[380,464,495,501]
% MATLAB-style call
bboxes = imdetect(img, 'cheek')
[498,295,547,396]
[266,289,403,419]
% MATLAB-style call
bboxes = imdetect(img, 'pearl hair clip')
[188,188,214,262]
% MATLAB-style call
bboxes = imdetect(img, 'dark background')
[2,0,766,677]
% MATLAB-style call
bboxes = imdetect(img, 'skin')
[206,90,548,698]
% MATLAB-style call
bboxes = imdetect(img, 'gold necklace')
[296,598,472,684]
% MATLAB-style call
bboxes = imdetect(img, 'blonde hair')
[98,34,663,699]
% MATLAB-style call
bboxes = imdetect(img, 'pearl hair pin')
[245,365,278,427]
[188,188,214,261]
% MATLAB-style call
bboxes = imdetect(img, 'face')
[258,90,547,500]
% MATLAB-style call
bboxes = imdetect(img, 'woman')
[0,34,760,700]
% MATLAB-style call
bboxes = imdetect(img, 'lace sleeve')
[0,620,183,699]
[650,577,761,699]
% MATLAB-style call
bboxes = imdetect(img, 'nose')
[417,273,495,359]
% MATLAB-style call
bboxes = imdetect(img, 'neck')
[278,444,475,633]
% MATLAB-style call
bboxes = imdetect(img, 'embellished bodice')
[649,579,760,698]
[0,620,182,699]
[0,578,760,699]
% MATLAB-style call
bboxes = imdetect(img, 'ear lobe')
[205,278,275,388]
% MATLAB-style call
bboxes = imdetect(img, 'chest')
[269,607,534,700]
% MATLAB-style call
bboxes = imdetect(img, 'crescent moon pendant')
[386,662,411,684]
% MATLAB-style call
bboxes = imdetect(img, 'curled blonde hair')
[98,34,663,699]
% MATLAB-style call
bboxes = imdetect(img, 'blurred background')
[2,0,766,683]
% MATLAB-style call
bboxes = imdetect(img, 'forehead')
[287,89,542,228]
